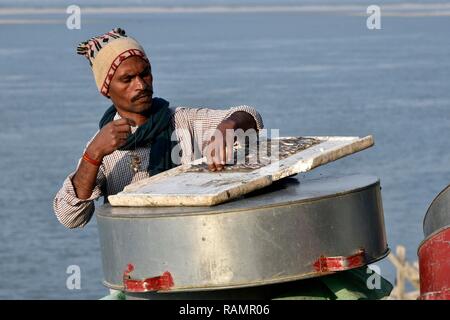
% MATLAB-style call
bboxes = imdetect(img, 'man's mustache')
[131,90,153,103]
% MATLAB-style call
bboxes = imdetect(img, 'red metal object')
[418,227,450,300]
[420,289,450,300]
[313,249,366,272]
[123,264,174,292]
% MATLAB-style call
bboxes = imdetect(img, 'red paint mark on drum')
[123,263,174,292]
[313,249,366,272]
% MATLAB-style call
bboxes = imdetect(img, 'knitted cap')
[77,28,149,96]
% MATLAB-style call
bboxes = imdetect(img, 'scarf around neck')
[99,97,176,175]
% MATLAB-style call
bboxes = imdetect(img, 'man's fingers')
[225,139,234,164]
[206,143,217,172]
[219,142,227,169]
[206,136,230,171]
[214,144,224,171]
[115,124,132,133]
[113,118,129,126]
[117,137,128,148]
[222,141,227,165]
[207,155,216,172]
[125,118,136,126]
[117,132,130,140]
[114,118,136,126]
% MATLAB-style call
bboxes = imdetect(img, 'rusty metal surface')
[423,184,450,238]
[96,174,389,292]
[418,227,450,300]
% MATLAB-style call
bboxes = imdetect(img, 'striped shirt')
[53,105,263,229]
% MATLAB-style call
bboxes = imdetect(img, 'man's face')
[108,56,153,114]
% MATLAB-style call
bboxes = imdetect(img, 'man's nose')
[135,76,149,90]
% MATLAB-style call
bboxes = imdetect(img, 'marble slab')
[108,135,374,207]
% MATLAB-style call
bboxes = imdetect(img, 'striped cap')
[77,28,149,96]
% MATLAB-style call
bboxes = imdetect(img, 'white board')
[108,135,374,207]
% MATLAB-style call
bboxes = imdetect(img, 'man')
[53,28,263,229]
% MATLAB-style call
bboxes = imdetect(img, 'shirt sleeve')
[173,105,264,162]
[53,132,106,229]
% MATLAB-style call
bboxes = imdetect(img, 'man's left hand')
[206,111,258,172]
[206,119,236,172]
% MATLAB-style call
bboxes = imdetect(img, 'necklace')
[129,126,141,173]
[129,152,141,173]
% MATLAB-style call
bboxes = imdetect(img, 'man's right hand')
[86,118,133,161]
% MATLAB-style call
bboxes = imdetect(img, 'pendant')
[129,153,141,173]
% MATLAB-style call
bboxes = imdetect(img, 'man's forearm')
[226,111,258,131]
[72,148,103,199]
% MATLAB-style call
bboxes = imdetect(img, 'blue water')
[1,3,450,299]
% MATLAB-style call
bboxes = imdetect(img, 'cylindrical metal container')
[423,184,450,238]
[419,184,450,300]
[96,174,389,297]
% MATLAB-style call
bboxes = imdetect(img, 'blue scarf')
[99,97,176,175]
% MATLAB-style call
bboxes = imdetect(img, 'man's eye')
[122,78,131,83]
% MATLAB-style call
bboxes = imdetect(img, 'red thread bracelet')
[82,152,102,166]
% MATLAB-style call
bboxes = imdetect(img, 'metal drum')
[418,184,450,300]
[423,184,450,238]
[96,174,389,297]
